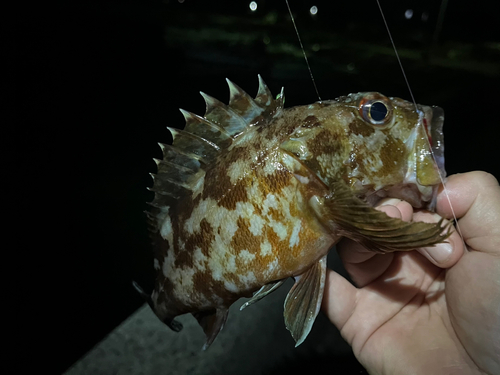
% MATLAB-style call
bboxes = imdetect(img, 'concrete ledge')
[65,252,366,374]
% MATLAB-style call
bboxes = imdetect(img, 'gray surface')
[65,252,363,375]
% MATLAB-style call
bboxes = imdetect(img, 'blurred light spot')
[263,36,270,45]
[421,12,429,22]
[310,6,318,15]
[312,43,320,52]
[178,0,184,3]
[405,9,413,19]
[249,1,257,11]
[347,63,355,71]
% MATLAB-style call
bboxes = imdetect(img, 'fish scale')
[138,76,452,349]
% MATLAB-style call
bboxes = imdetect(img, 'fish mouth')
[365,183,437,210]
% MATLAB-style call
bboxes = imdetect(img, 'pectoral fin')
[240,279,286,311]
[283,255,327,347]
[192,308,229,350]
[282,151,452,253]
[312,181,453,253]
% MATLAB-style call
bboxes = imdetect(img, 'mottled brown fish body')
[145,77,451,348]
[150,105,338,317]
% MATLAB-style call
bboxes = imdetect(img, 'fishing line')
[285,0,322,101]
[375,0,466,247]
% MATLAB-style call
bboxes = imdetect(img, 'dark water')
[14,0,499,373]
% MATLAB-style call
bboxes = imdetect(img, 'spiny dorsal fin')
[200,92,247,136]
[148,143,202,207]
[149,76,283,209]
[255,75,284,120]
[180,109,232,148]
[226,78,265,123]
[168,127,219,163]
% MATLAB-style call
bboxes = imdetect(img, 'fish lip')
[365,183,435,210]
[417,104,446,178]
[429,106,446,178]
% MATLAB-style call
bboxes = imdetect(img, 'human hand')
[322,171,500,375]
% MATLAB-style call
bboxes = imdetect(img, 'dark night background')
[12,0,499,373]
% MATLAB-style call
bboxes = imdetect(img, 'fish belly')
[153,164,334,317]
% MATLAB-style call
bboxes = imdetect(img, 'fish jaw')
[399,104,445,208]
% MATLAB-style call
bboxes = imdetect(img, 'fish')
[137,75,452,349]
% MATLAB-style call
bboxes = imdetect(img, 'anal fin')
[240,279,286,311]
[284,255,327,347]
[132,281,185,331]
[192,308,229,350]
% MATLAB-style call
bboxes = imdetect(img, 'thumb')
[411,210,464,268]
[436,171,500,254]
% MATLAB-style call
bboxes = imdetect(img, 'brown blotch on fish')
[174,247,194,268]
[349,118,375,137]
[257,169,292,197]
[378,136,406,178]
[232,217,262,256]
[182,218,215,259]
[302,115,321,128]
[306,129,341,156]
[218,178,249,210]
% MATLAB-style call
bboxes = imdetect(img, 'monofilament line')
[285,0,322,101]
[375,0,466,247]
[375,0,417,112]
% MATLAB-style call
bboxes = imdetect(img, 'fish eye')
[359,96,392,126]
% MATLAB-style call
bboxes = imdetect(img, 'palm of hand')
[339,250,474,374]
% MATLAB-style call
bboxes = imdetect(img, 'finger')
[337,238,375,264]
[321,268,358,330]
[437,171,500,254]
[338,243,394,287]
[412,210,464,268]
[339,198,409,263]
[376,198,414,222]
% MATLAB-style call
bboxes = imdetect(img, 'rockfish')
[136,76,451,349]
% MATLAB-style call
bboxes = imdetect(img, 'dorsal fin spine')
[148,186,182,197]
[277,87,285,107]
[226,78,248,103]
[168,127,220,151]
[154,158,197,174]
[154,175,192,190]
[179,108,232,139]
[226,78,264,121]
[200,91,247,134]
[158,143,203,163]
[179,108,232,149]
[256,74,273,106]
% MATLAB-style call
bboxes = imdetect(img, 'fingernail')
[423,243,453,264]
[377,198,402,207]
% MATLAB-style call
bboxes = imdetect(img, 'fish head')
[282,92,445,209]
